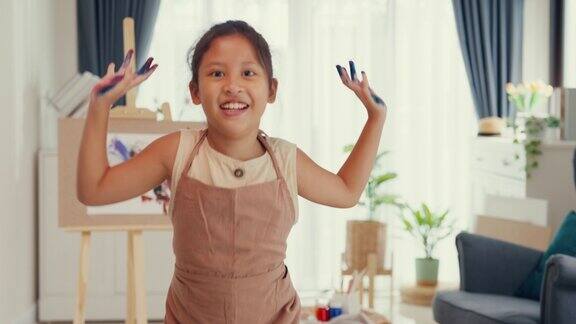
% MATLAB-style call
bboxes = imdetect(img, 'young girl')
[77,20,386,324]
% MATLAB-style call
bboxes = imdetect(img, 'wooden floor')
[37,297,436,324]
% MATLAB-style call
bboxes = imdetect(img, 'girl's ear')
[189,81,201,105]
[267,78,279,103]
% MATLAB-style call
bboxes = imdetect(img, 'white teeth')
[220,102,249,110]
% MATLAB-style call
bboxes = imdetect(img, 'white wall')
[523,0,550,83]
[0,0,77,323]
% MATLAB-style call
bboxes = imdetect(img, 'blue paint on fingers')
[349,60,357,81]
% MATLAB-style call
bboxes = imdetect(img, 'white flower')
[517,84,527,95]
[505,83,516,95]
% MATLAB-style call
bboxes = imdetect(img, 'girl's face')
[190,34,278,138]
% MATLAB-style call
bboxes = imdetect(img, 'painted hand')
[90,49,158,108]
[336,60,387,117]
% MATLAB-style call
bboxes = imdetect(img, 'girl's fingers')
[96,51,132,93]
[361,71,369,88]
[118,49,134,74]
[349,60,357,81]
[336,61,386,106]
[131,64,158,87]
[360,71,371,97]
[98,74,126,93]
[340,67,352,86]
[137,57,154,75]
[101,66,135,100]
[97,57,156,96]
[341,67,363,92]
[336,65,345,83]
[117,65,135,89]
[336,62,361,90]
[106,63,116,78]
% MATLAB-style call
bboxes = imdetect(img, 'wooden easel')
[73,17,172,324]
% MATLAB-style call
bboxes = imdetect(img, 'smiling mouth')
[219,102,250,117]
[219,102,250,110]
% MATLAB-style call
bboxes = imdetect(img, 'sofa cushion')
[433,290,539,324]
[516,210,576,300]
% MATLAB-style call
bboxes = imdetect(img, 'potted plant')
[342,144,403,272]
[505,80,554,141]
[398,203,454,286]
[505,81,560,177]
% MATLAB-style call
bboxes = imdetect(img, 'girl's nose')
[223,78,244,95]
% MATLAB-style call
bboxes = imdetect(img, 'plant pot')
[544,127,560,142]
[415,258,439,286]
[344,220,386,272]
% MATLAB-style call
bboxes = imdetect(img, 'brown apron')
[165,129,301,323]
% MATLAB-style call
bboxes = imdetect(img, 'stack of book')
[48,71,100,118]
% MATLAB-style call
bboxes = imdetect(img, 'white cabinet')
[39,151,174,321]
[471,137,576,234]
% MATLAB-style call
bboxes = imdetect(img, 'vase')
[544,128,560,142]
[508,113,526,142]
[415,258,439,286]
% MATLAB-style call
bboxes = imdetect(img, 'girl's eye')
[208,70,255,78]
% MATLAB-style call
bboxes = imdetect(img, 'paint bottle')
[328,292,345,319]
[315,305,330,321]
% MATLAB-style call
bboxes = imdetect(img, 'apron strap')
[180,128,284,181]
[257,131,284,181]
[181,128,208,178]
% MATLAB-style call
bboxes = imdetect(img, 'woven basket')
[344,220,387,271]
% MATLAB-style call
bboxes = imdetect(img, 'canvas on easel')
[58,117,202,230]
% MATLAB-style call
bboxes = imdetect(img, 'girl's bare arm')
[76,51,178,206]
[297,61,387,208]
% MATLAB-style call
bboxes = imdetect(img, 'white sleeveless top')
[168,128,299,223]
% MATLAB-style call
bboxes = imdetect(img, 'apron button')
[234,168,244,178]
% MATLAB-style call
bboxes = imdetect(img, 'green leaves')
[343,143,400,221]
[373,194,401,208]
[398,203,454,259]
[401,216,414,233]
[546,116,560,128]
[342,144,355,153]
[524,138,543,178]
[373,172,397,187]
[375,151,390,163]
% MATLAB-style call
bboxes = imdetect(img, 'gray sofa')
[433,232,576,324]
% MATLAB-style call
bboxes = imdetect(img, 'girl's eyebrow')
[204,61,258,68]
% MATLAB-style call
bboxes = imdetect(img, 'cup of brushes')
[314,269,364,322]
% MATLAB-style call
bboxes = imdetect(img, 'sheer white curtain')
[137,0,475,297]
[379,0,476,289]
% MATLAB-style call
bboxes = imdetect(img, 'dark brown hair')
[187,20,274,90]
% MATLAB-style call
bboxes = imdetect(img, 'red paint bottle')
[315,306,330,321]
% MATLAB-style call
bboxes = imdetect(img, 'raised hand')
[336,60,387,117]
[90,49,158,109]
